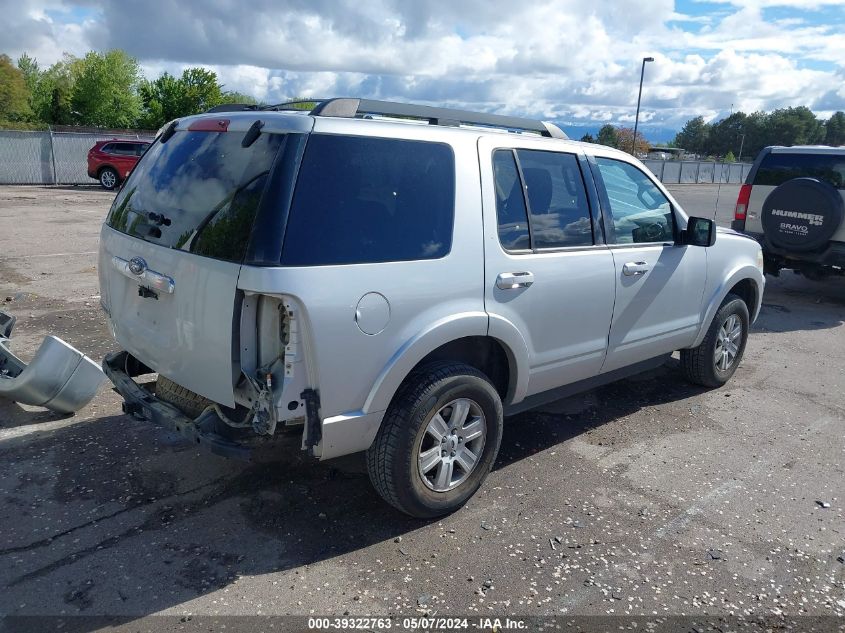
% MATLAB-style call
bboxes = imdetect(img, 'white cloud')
[1,0,842,135]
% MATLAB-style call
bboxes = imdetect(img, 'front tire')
[99,167,119,190]
[681,293,749,388]
[366,362,503,518]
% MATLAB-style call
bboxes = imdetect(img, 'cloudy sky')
[2,0,844,138]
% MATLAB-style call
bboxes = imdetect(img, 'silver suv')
[99,98,764,517]
[732,146,845,279]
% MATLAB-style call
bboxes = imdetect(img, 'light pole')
[632,56,654,155]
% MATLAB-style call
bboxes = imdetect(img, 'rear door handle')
[622,261,649,276]
[496,271,534,290]
[112,256,175,294]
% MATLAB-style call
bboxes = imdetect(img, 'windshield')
[107,130,284,263]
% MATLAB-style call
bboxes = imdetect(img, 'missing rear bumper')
[103,351,256,461]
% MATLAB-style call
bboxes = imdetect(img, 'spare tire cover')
[760,177,844,251]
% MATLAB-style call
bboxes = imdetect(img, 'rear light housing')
[188,118,230,132]
[735,184,752,220]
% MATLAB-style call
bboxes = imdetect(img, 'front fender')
[362,311,489,415]
[691,265,764,348]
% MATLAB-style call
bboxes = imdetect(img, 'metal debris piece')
[0,310,104,413]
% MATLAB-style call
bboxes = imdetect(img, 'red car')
[87,140,150,190]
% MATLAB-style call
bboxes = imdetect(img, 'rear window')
[107,130,284,263]
[756,152,845,189]
[282,134,455,266]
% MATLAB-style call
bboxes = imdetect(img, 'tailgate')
[97,123,288,407]
[100,226,240,406]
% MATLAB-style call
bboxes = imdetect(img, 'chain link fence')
[0,129,753,186]
[0,129,156,185]
[642,159,753,184]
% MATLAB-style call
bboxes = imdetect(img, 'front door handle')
[622,261,649,276]
[496,271,534,290]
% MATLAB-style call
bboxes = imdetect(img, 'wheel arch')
[691,266,763,348]
[362,314,530,416]
[97,163,119,177]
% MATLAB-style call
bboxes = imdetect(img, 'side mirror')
[682,216,716,247]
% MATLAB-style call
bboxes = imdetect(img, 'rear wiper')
[241,120,264,148]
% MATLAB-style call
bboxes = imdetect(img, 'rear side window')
[492,148,594,251]
[493,150,530,250]
[282,134,455,266]
[756,152,845,189]
[107,130,284,263]
[109,143,136,155]
[517,149,593,248]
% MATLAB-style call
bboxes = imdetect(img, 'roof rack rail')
[262,100,323,112]
[205,103,260,113]
[205,100,324,114]
[205,98,567,139]
[310,98,567,139]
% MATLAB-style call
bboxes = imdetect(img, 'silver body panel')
[1,312,105,414]
[99,111,764,460]
[477,135,615,400]
[99,225,243,407]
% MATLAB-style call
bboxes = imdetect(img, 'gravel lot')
[1,184,843,625]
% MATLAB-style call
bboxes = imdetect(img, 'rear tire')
[681,293,749,388]
[99,167,119,190]
[155,375,212,419]
[366,361,503,518]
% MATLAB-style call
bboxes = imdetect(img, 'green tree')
[579,132,595,143]
[71,50,142,127]
[724,150,736,163]
[219,91,258,106]
[765,106,824,147]
[597,124,618,148]
[708,112,747,156]
[28,54,80,125]
[179,67,223,113]
[825,111,845,146]
[674,116,710,156]
[139,68,245,128]
[16,53,40,99]
[736,111,767,159]
[138,72,181,128]
[0,54,32,122]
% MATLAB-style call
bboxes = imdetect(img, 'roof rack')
[311,98,567,139]
[205,103,259,113]
[205,98,567,139]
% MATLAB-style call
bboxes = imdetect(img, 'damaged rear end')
[100,112,322,459]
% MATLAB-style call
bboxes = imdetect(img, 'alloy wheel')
[417,398,487,492]
[714,313,742,371]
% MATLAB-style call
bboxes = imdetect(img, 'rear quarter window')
[756,153,845,189]
[282,134,455,266]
